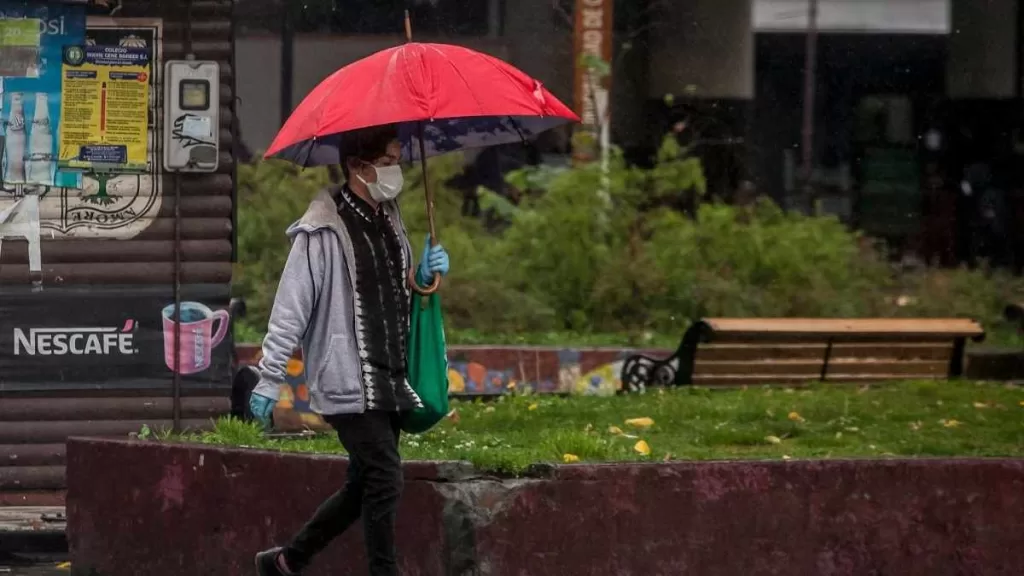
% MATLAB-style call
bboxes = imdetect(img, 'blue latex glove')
[249,392,275,429]
[416,235,450,287]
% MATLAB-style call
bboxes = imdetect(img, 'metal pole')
[280,0,294,126]
[1016,0,1023,100]
[173,0,196,434]
[800,0,819,214]
[405,10,441,295]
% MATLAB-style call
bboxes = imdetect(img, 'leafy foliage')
[233,134,1024,346]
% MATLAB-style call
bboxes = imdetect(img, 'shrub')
[232,136,1024,347]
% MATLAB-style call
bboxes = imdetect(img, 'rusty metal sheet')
[0,445,65,467]
[0,490,65,507]
[0,240,232,265]
[135,217,234,239]
[173,174,234,196]
[0,262,232,284]
[0,397,229,422]
[0,466,65,491]
[0,0,238,502]
[164,20,231,38]
[163,41,231,60]
[0,506,65,534]
[0,419,215,445]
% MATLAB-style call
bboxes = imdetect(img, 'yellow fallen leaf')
[447,409,461,424]
[57,562,71,570]
[834,431,843,439]
[484,406,496,413]
[782,455,792,461]
[1019,400,1024,407]
[663,453,673,462]
[910,421,923,431]
[973,402,989,409]
[634,440,651,456]
[625,417,655,429]
[765,435,782,445]
[787,411,805,423]
[528,403,539,411]
[940,418,961,428]
[563,453,580,463]
[608,425,624,435]
[584,423,594,433]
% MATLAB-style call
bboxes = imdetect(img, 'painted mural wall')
[235,344,670,431]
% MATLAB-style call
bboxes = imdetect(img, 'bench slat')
[696,343,952,362]
[693,374,945,386]
[701,318,984,342]
[694,360,948,377]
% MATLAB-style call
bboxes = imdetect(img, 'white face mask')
[358,165,404,202]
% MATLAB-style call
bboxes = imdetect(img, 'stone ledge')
[67,438,1024,576]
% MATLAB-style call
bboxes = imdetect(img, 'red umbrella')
[266,14,579,293]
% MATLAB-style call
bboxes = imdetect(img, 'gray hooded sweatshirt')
[251,188,416,415]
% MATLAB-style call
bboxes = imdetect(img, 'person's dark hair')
[339,124,400,180]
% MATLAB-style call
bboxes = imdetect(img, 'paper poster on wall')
[0,17,40,77]
[0,2,84,188]
[58,37,150,172]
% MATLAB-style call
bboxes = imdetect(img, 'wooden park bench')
[620,318,985,392]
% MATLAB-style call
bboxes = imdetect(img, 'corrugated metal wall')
[0,0,236,502]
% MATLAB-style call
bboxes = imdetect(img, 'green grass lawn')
[183,380,1024,475]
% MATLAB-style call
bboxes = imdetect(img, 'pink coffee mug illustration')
[162,301,230,375]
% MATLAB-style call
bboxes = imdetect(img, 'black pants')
[282,410,403,575]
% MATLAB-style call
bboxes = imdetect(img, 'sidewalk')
[0,563,70,576]
[0,507,67,575]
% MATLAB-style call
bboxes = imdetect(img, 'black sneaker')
[255,547,296,576]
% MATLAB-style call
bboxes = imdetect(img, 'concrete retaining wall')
[67,438,1024,576]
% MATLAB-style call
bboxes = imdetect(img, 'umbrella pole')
[410,120,442,295]
[405,11,441,295]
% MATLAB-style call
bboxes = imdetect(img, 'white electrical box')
[163,60,220,172]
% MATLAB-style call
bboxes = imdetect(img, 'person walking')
[248,124,451,576]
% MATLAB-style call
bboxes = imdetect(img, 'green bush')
[235,159,330,333]
[233,136,1024,347]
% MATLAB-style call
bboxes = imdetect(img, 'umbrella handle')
[409,269,442,295]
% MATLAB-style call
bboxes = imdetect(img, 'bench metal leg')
[948,337,967,378]
[820,338,834,381]
[620,323,705,393]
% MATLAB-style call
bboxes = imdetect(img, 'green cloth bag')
[401,292,450,434]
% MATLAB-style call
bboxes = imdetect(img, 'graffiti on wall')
[236,345,668,431]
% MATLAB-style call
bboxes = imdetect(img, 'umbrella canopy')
[264,42,579,165]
